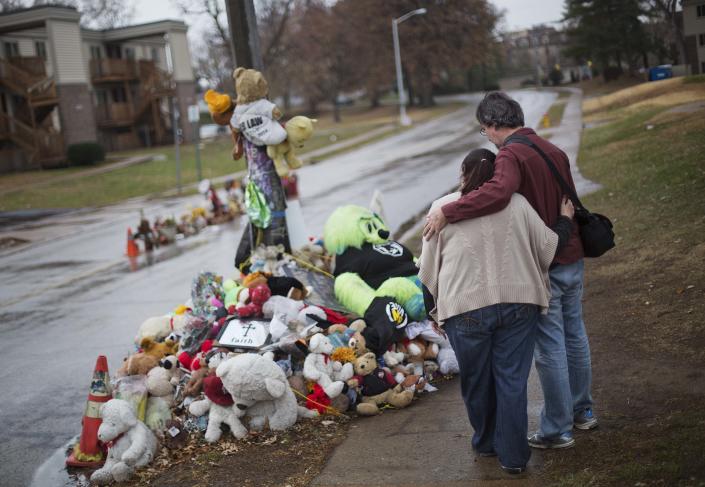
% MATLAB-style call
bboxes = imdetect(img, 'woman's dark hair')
[475,91,524,129]
[460,149,496,195]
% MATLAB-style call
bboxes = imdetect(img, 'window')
[112,87,127,103]
[124,47,135,60]
[698,5,705,17]
[151,47,159,62]
[702,62,705,75]
[106,44,121,59]
[90,45,102,60]
[700,33,705,47]
[35,41,47,60]
[4,41,19,58]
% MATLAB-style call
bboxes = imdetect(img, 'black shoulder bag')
[505,134,615,258]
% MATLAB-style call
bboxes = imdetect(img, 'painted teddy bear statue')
[90,399,158,485]
[324,205,425,321]
[303,333,354,399]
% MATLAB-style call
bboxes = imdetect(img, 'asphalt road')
[0,90,557,487]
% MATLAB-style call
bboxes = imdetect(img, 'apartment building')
[0,5,196,172]
[683,0,705,74]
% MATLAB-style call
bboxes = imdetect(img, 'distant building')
[0,5,196,172]
[501,25,574,83]
[683,0,705,74]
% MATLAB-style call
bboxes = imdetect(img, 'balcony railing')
[95,102,133,125]
[8,56,46,77]
[90,58,138,81]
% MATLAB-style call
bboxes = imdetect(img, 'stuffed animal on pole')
[303,333,354,399]
[266,116,317,177]
[204,89,243,160]
[89,399,158,485]
[324,205,426,322]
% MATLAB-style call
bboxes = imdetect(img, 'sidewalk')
[309,88,595,487]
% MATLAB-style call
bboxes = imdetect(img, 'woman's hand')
[560,196,574,219]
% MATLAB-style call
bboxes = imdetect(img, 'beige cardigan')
[418,193,558,323]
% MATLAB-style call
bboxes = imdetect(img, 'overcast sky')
[134,0,567,34]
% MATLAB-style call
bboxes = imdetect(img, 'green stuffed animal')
[323,205,425,321]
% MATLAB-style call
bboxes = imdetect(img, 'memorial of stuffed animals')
[66,68,459,485]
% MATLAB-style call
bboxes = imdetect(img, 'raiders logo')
[373,242,404,257]
[385,301,408,329]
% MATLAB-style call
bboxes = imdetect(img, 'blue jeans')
[445,302,539,469]
[535,259,593,438]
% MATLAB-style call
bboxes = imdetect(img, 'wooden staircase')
[0,57,64,168]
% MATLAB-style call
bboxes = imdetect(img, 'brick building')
[0,5,196,172]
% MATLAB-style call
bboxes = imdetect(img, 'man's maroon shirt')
[442,127,583,265]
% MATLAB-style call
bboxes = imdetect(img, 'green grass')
[683,73,705,84]
[0,137,246,211]
[579,104,705,249]
[545,101,567,127]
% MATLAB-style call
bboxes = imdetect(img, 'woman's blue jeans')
[444,302,539,469]
[534,259,593,438]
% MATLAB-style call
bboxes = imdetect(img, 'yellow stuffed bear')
[267,116,317,177]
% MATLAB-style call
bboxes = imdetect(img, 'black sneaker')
[500,465,526,475]
[574,408,598,430]
[527,432,575,449]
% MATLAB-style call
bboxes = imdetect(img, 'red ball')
[249,284,271,305]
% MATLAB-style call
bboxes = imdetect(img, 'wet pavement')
[0,90,559,487]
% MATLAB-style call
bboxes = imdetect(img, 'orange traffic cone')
[66,355,112,468]
[126,227,139,258]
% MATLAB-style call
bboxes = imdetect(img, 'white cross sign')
[218,320,270,349]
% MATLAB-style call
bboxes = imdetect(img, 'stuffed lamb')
[303,333,354,398]
[90,399,158,485]
[218,353,312,432]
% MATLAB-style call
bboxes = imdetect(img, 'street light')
[392,7,426,126]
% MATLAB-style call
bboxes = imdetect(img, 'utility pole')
[224,0,263,71]
[225,0,291,266]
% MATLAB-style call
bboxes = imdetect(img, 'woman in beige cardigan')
[418,148,574,474]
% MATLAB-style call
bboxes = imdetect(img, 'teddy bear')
[326,319,368,356]
[303,333,354,399]
[139,337,179,361]
[230,67,287,148]
[266,116,317,177]
[117,353,159,377]
[293,241,331,272]
[399,338,439,376]
[188,373,248,443]
[351,352,414,416]
[217,353,314,433]
[145,366,175,432]
[324,205,425,322]
[236,284,272,318]
[249,244,285,275]
[134,314,185,345]
[90,399,158,485]
[204,89,243,160]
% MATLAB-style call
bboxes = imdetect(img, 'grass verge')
[543,78,705,486]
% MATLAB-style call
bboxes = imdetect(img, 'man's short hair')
[475,91,524,129]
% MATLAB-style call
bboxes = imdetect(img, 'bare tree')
[643,0,686,64]
[27,0,135,28]
[0,0,26,13]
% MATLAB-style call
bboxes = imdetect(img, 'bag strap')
[504,133,586,211]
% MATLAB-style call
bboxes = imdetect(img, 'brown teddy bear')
[231,67,286,148]
[351,352,413,416]
[140,337,179,360]
[117,353,159,377]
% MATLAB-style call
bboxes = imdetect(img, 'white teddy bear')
[303,333,354,399]
[90,399,158,485]
[188,367,248,443]
[134,314,190,345]
[218,353,314,433]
